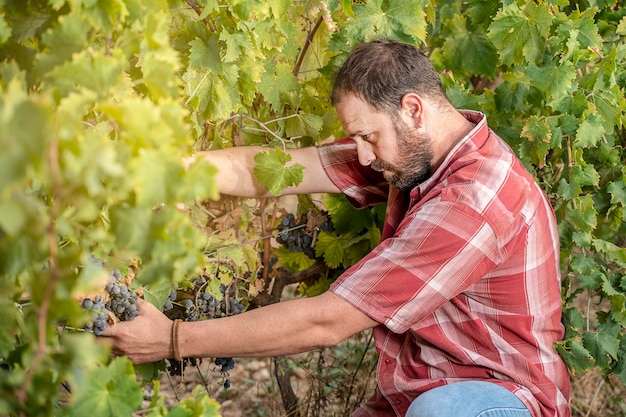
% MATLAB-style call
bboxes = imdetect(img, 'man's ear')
[400,93,423,128]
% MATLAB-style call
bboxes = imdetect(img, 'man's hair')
[331,39,449,113]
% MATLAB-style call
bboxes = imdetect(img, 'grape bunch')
[81,296,108,336]
[215,357,235,389]
[162,278,244,388]
[80,269,139,335]
[276,212,333,259]
[105,282,139,322]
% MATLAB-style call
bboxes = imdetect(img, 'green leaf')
[556,8,602,51]
[345,0,427,45]
[68,356,143,417]
[617,16,626,36]
[340,0,356,18]
[487,2,552,65]
[275,247,316,271]
[570,164,599,187]
[314,230,356,268]
[567,194,597,233]
[554,338,595,373]
[325,194,374,234]
[519,115,551,168]
[525,60,576,104]
[253,149,304,196]
[170,386,222,417]
[0,13,11,45]
[34,13,90,77]
[258,61,300,111]
[608,180,626,207]
[575,112,605,148]
[285,112,324,140]
[442,16,498,78]
[582,322,620,368]
[610,294,626,327]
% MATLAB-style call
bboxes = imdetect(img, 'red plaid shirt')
[318,111,571,417]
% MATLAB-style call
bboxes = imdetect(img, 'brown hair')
[331,39,449,113]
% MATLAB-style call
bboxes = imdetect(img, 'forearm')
[177,292,375,359]
[191,146,271,198]
[188,145,341,198]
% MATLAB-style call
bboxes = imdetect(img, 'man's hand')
[100,298,172,364]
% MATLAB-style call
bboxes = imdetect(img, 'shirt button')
[384,358,392,365]
[394,399,401,404]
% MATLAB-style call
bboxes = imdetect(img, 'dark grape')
[105,281,139,322]
[276,211,333,259]
[80,270,140,335]
[160,278,245,388]
[82,295,108,335]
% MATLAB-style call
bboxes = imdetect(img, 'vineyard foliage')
[0,0,625,416]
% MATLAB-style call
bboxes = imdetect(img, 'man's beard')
[370,121,433,191]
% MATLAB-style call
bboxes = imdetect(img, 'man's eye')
[363,134,372,141]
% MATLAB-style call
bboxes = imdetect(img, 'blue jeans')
[406,381,532,417]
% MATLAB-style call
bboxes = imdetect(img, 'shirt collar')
[409,110,489,200]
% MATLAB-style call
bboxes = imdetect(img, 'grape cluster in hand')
[80,269,139,335]
[105,282,139,322]
[81,296,108,336]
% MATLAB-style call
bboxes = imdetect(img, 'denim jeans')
[405,381,532,417]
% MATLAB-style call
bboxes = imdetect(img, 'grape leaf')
[253,149,304,196]
[575,112,605,148]
[68,356,143,417]
[582,322,620,368]
[520,115,551,168]
[555,338,594,373]
[275,247,316,271]
[567,194,597,233]
[325,194,374,234]
[171,386,222,417]
[556,8,602,50]
[345,0,427,45]
[608,180,626,207]
[617,15,626,36]
[442,15,497,78]
[258,61,300,111]
[0,13,10,45]
[487,2,552,65]
[443,30,497,78]
[525,60,576,103]
[314,230,357,268]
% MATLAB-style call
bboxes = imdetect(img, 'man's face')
[335,93,433,191]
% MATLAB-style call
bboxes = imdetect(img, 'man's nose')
[356,141,375,166]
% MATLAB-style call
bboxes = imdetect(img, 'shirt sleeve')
[317,137,389,208]
[330,198,501,334]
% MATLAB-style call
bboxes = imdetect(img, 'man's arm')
[188,146,341,198]
[102,291,377,364]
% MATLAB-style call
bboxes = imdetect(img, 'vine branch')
[17,121,63,410]
[185,0,216,32]
[293,16,324,77]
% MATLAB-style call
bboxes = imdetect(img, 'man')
[103,39,571,417]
